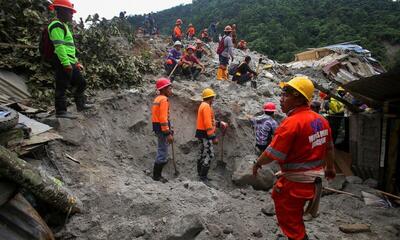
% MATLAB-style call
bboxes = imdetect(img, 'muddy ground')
[37,38,400,240]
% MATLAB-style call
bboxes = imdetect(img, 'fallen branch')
[65,153,81,164]
[0,145,82,213]
[323,187,360,199]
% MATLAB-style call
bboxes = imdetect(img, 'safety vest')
[195,102,216,139]
[328,98,344,115]
[48,20,78,66]
[263,106,332,173]
[173,26,182,39]
[187,27,195,37]
[152,95,170,135]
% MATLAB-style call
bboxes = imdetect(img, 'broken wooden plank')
[0,42,37,49]
[21,132,63,147]
[0,145,82,213]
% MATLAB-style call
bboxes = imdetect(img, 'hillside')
[129,0,400,67]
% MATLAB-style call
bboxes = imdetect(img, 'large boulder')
[166,214,204,240]
[232,155,277,190]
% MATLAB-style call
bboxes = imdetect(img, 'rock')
[339,223,371,233]
[324,173,346,190]
[39,117,60,129]
[128,119,147,133]
[363,178,378,188]
[207,224,222,237]
[261,203,275,216]
[346,176,363,184]
[232,155,276,190]
[252,230,263,238]
[179,140,199,155]
[223,225,234,234]
[166,214,204,240]
[224,233,236,240]
[256,84,273,97]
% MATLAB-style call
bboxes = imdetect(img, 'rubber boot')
[75,97,94,112]
[158,163,168,183]
[223,68,229,80]
[153,163,167,183]
[199,165,211,182]
[216,67,224,80]
[197,159,202,176]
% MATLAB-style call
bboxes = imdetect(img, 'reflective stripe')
[52,40,75,47]
[160,122,169,126]
[265,146,287,160]
[153,102,160,106]
[282,159,324,171]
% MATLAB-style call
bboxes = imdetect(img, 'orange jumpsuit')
[262,106,332,240]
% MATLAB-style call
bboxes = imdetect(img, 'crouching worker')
[252,77,336,240]
[181,45,205,80]
[196,88,228,183]
[232,56,257,85]
[165,41,183,77]
[151,78,174,183]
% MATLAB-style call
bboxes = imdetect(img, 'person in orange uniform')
[172,19,183,42]
[252,76,336,240]
[186,23,196,40]
[196,88,228,182]
[152,78,174,183]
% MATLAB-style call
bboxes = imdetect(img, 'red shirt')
[263,106,332,172]
[182,54,200,65]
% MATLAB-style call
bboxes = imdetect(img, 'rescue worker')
[48,0,92,119]
[181,45,205,80]
[151,78,174,183]
[251,102,278,155]
[328,87,346,144]
[165,41,182,76]
[196,88,228,182]
[252,76,336,240]
[231,24,237,47]
[195,39,207,59]
[237,40,247,50]
[232,56,257,85]
[217,26,234,80]
[172,19,183,42]
[186,23,196,40]
[200,29,211,43]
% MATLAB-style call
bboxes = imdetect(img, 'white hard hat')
[174,41,182,46]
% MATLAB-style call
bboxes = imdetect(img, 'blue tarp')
[326,43,371,55]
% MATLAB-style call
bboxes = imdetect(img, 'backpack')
[39,21,67,62]
[216,36,226,55]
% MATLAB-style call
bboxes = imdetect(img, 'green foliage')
[136,0,400,66]
[0,1,155,107]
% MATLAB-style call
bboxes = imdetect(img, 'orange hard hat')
[263,102,276,112]
[176,19,183,24]
[49,0,77,13]
[224,25,232,32]
[156,78,172,91]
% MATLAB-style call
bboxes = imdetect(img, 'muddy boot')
[75,97,94,112]
[152,163,163,182]
[199,166,211,182]
[197,160,202,176]
[56,111,77,119]
[158,163,168,183]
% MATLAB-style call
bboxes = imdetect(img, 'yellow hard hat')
[280,76,314,102]
[337,86,345,92]
[202,88,216,99]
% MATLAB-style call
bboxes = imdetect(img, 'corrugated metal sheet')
[344,65,400,103]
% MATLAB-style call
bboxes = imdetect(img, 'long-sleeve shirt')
[167,48,182,63]
[221,35,234,58]
[252,115,278,146]
[236,62,256,76]
[48,19,78,66]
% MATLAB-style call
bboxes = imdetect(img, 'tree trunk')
[0,145,82,214]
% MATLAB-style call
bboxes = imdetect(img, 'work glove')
[252,161,262,177]
[167,134,174,144]
[324,166,336,180]
[76,62,84,71]
[212,138,219,145]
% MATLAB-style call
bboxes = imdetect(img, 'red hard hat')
[186,45,196,51]
[156,78,171,91]
[166,59,173,65]
[49,0,77,13]
[263,102,276,112]
[176,19,182,24]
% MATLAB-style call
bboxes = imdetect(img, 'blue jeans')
[155,133,169,164]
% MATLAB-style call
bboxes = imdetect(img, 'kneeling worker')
[196,88,228,183]
[253,76,336,240]
[181,45,205,80]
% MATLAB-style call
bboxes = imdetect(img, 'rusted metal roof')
[344,65,400,103]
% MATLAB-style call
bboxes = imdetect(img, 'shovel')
[168,61,180,79]
[217,129,227,168]
[251,58,263,89]
[171,141,179,176]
